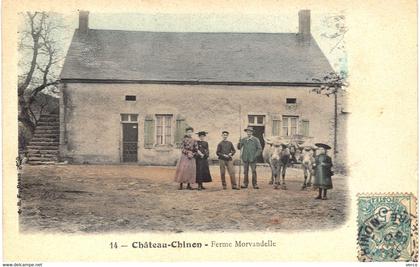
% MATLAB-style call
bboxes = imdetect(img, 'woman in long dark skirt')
[195,131,212,190]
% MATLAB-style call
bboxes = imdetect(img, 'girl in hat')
[195,131,212,190]
[313,143,334,200]
[174,127,198,190]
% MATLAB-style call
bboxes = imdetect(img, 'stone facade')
[334,92,349,173]
[59,82,342,166]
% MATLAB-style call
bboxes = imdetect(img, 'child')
[313,143,333,200]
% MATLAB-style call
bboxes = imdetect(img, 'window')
[121,114,138,122]
[282,116,299,136]
[156,115,172,145]
[248,115,265,126]
[125,95,136,101]
[286,98,297,104]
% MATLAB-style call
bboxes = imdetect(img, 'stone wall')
[335,91,349,174]
[60,83,340,166]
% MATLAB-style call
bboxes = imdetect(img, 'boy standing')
[216,131,239,190]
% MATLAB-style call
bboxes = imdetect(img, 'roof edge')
[75,28,302,35]
[59,78,325,87]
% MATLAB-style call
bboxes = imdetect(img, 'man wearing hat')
[313,143,334,200]
[237,126,263,189]
[216,131,239,190]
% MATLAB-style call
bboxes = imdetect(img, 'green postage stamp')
[357,193,418,262]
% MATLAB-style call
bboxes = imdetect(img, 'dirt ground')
[19,164,348,233]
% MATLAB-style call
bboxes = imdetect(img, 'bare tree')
[18,12,66,136]
[311,14,349,154]
[312,72,348,96]
[312,72,348,155]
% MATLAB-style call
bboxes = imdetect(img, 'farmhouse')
[56,10,344,166]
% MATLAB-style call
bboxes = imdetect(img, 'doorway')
[252,126,265,163]
[121,114,139,163]
[248,115,266,163]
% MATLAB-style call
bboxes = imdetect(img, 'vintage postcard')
[2,0,418,263]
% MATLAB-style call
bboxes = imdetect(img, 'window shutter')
[299,120,310,136]
[272,119,281,136]
[144,115,155,148]
[175,116,186,148]
[270,114,282,136]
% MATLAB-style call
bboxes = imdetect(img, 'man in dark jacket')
[238,127,262,189]
[216,131,239,190]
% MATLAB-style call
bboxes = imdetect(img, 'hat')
[222,130,229,135]
[315,143,332,150]
[196,131,208,136]
[185,126,194,132]
[244,126,254,132]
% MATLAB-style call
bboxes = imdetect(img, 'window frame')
[248,115,265,126]
[121,114,138,123]
[125,95,137,101]
[155,114,173,146]
[282,115,299,137]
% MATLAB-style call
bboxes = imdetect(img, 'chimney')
[298,10,311,37]
[79,11,89,34]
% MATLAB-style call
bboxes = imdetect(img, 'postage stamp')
[357,193,418,262]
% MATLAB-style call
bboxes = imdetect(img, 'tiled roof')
[60,29,334,84]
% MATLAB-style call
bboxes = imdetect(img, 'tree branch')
[18,12,45,96]
[29,80,59,101]
[18,11,65,136]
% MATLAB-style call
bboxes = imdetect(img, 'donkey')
[263,135,290,189]
[299,146,315,190]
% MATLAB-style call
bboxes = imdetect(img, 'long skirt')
[174,154,196,184]
[196,158,212,183]
[313,167,333,189]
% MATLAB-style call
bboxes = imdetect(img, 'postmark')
[357,193,418,262]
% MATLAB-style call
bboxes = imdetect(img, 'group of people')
[173,126,333,199]
[173,128,212,190]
